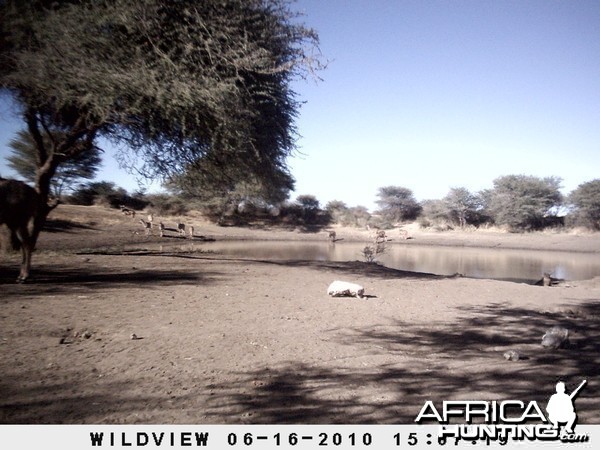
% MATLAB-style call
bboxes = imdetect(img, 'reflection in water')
[145,241,600,283]
[377,246,600,282]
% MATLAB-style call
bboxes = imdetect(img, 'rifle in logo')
[546,379,586,434]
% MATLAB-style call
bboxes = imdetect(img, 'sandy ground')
[1,205,599,424]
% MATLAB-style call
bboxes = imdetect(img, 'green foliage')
[325,201,371,227]
[348,206,371,228]
[145,193,189,216]
[7,129,102,197]
[361,233,387,263]
[375,186,422,223]
[419,199,449,229]
[265,194,331,227]
[295,194,322,223]
[420,189,486,230]
[168,159,293,220]
[66,181,122,206]
[67,181,147,210]
[325,200,350,225]
[568,179,600,230]
[482,175,563,230]
[1,0,323,202]
[295,194,320,211]
[443,187,482,228]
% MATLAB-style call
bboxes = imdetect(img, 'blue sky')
[1,0,599,211]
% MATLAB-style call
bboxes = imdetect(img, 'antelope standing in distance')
[0,178,54,283]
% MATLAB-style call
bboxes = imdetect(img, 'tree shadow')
[0,263,217,295]
[260,260,442,280]
[2,299,597,424]
[203,364,407,424]
[201,301,600,424]
[0,374,185,424]
[42,218,96,233]
[86,256,442,281]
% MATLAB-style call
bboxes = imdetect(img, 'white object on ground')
[327,280,365,298]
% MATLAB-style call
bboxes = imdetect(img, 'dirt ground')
[1,205,599,424]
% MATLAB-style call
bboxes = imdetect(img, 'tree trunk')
[25,109,61,251]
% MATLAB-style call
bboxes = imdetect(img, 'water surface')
[153,240,600,283]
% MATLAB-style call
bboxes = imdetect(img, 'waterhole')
[145,240,600,284]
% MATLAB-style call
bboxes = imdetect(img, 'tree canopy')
[0,0,323,201]
[375,186,422,223]
[443,187,482,228]
[7,129,102,197]
[482,175,563,230]
[568,179,600,230]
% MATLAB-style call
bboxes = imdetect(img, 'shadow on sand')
[200,301,600,424]
[0,263,216,298]
[43,218,96,233]
[8,284,590,424]
[1,258,597,424]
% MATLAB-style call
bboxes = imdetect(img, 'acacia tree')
[8,129,102,198]
[295,194,321,223]
[168,151,294,219]
[443,187,481,228]
[375,186,422,223]
[482,175,563,230]
[325,200,349,225]
[568,179,600,230]
[169,158,293,221]
[420,199,448,227]
[0,0,323,227]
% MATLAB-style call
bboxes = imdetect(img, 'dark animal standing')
[0,178,48,283]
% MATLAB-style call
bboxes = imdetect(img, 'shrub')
[567,179,600,230]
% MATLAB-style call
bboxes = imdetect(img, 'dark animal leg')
[15,227,32,283]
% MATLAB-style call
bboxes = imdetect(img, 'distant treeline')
[63,175,600,232]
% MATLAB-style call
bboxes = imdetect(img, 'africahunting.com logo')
[415,380,589,444]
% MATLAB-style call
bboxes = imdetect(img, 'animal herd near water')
[325,226,410,243]
[128,210,196,239]
[0,179,588,367]
[0,178,202,283]
[122,209,195,240]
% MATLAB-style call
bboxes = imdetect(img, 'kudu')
[0,178,49,283]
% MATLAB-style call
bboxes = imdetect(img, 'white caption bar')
[0,424,596,449]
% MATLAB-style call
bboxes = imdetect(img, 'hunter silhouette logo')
[415,378,590,444]
[546,379,586,434]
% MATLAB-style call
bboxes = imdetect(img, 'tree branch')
[25,108,48,167]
